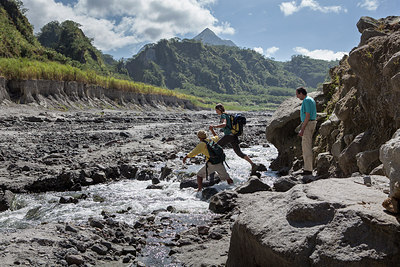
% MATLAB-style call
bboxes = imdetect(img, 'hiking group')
[183,87,317,192]
[183,103,262,192]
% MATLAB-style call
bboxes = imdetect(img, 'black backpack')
[228,113,247,136]
[203,139,226,165]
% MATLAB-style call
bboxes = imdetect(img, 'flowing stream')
[0,144,278,265]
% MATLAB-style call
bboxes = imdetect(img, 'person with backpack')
[183,130,233,192]
[209,103,260,176]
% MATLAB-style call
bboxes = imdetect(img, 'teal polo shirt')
[300,96,317,122]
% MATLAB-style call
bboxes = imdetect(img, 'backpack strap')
[226,113,233,130]
[224,160,230,169]
[202,139,230,179]
[202,140,210,178]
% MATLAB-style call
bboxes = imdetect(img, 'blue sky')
[23,0,399,61]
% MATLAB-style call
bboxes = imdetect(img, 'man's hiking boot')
[250,164,262,176]
[300,170,313,176]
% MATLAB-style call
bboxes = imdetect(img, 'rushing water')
[0,144,278,265]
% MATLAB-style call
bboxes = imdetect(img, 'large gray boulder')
[209,191,238,214]
[265,91,324,171]
[380,129,400,212]
[226,176,399,266]
[338,131,371,176]
[265,96,301,170]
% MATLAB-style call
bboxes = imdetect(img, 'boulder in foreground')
[227,176,399,266]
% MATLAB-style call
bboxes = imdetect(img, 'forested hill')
[0,0,129,79]
[37,20,107,73]
[284,55,338,88]
[0,0,339,110]
[125,38,338,107]
[0,0,65,61]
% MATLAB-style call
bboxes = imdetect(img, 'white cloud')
[357,0,379,11]
[253,46,279,58]
[23,0,234,53]
[279,0,346,16]
[280,1,300,16]
[293,47,347,61]
[253,47,264,54]
[265,47,279,57]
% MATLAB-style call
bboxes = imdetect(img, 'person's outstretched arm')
[210,118,227,129]
[209,125,217,137]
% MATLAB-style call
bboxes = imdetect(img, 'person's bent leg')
[216,134,231,147]
[231,135,259,172]
[213,163,233,185]
[196,164,208,191]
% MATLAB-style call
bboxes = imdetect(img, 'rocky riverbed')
[0,104,275,266]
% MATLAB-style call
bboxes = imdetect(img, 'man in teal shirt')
[296,87,317,175]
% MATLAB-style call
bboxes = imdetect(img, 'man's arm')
[183,143,203,164]
[298,112,310,137]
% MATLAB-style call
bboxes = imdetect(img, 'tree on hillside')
[10,0,27,14]
[284,55,339,88]
[37,21,61,49]
[37,20,107,72]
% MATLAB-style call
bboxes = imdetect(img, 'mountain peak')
[193,28,236,47]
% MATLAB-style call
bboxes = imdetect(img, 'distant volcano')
[193,28,236,47]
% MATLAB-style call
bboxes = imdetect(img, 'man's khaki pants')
[302,121,317,171]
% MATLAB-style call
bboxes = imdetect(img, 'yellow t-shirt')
[187,136,220,161]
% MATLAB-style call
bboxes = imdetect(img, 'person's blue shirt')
[300,96,317,122]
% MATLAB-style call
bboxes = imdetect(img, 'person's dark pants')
[217,134,246,158]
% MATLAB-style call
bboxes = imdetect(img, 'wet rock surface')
[0,106,270,193]
[0,105,271,266]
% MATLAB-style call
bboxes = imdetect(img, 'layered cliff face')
[0,77,197,110]
[316,16,400,176]
[267,16,400,177]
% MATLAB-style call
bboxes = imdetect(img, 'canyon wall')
[0,77,197,110]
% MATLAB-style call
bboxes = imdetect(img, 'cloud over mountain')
[24,0,234,52]
[293,47,347,61]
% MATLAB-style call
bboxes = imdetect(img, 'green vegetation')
[126,39,305,95]
[283,55,338,88]
[125,38,338,109]
[0,0,338,111]
[0,58,196,98]
[37,20,107,74]
[0,0,66,62]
